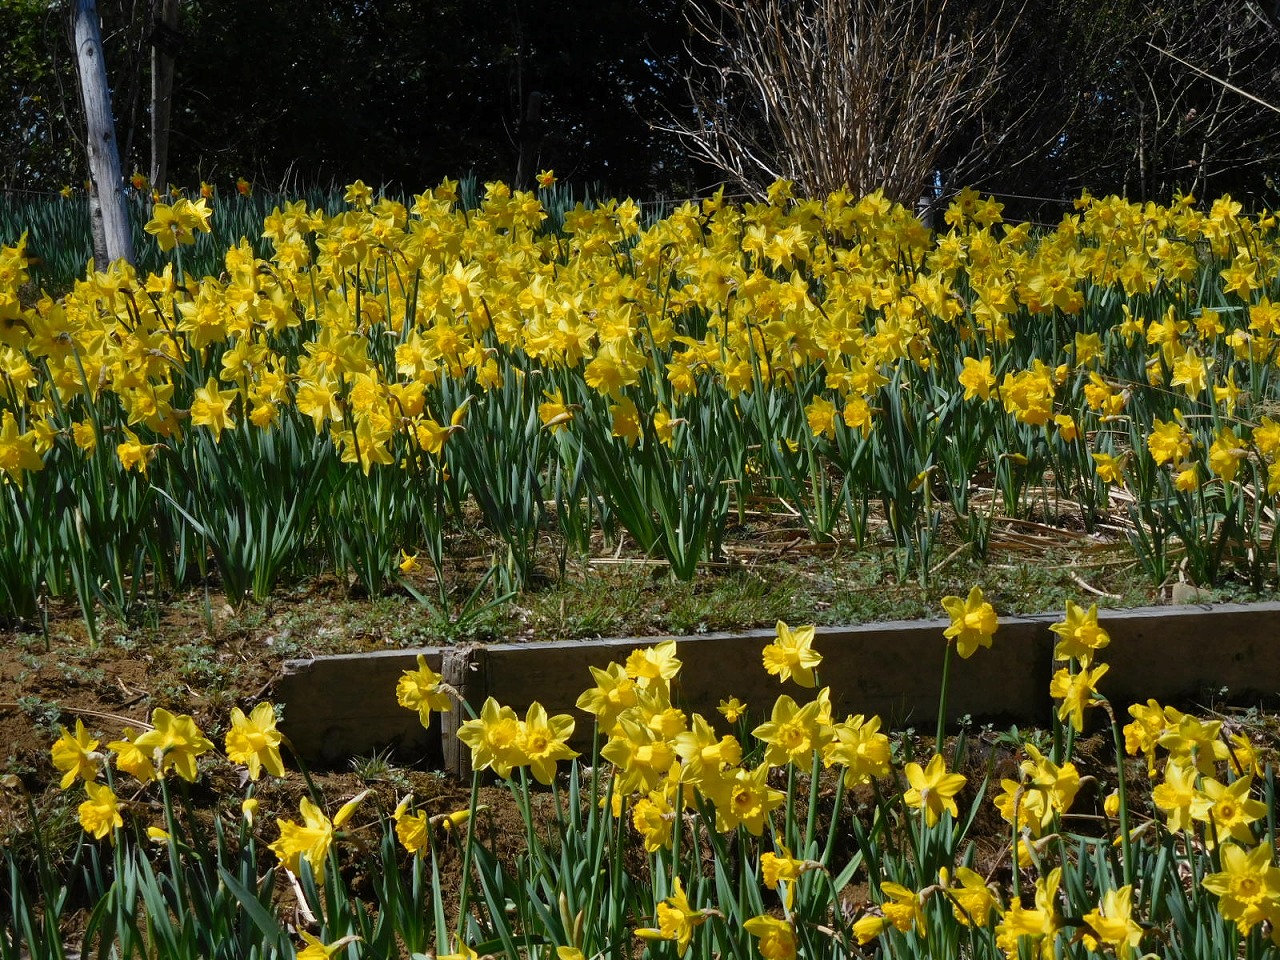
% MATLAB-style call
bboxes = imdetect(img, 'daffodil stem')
[454,771,482,942]
[516,766,540,878]
[611,792,629,947]
[935,640,953,757]
[804,749,822,853]
[1107,705,1135,889]
[784,762,797,850]
[283,733,324,808]
[670,796,682,891]
[822,770,847,865]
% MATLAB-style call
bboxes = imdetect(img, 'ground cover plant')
[4,592,1279,959]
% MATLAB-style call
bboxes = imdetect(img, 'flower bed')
[17,589,1280,959]
[4,183,1280,645]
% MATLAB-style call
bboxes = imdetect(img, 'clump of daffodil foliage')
[25,588,1279,959]
[2,180,1280,642]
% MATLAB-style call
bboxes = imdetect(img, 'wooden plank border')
[276,601,1280,773]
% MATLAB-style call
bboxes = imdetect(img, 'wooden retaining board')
[276,601,1280,772]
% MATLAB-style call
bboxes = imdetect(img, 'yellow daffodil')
[623,640,682,690]
[761,621,822,687]
[394,805,431,856]
[296,932,360,960]
[634,878,707,953]
[940,586,997,658]
[133,708,214,782]
[51,719,101,789]
[823,713,891,787]
[396,654,452,726]
[1048,600,1110,665]
[1202,843,1280,937]
[269,791,367,879]
[942,866,1001,926]
[1049,663,1109,732]
[0,411,43,486]
[701,763,784,835]
[108,728,157,784]
[751,693,830,768]
[457,697,524,778]
[189,376,237,440]
[630,790,675,852]
[743,914,797,960]
[994,867,1061,960]
[224,702,285,780]
[516,701,578,785]
[1081,885,1143,956]
[903,753,966,827]
[1191,775,1269,848]
[78,781,123,841]
[716,696,746,722]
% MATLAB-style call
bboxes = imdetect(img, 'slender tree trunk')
[74,0,134,266]
[516,91,543,190]
[149,0,179,191]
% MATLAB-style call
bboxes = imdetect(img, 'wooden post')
[73,0,134,266]
[440,646,485,779]
[149,0,180,191]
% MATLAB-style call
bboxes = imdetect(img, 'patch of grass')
[350,747,414,790]
[660,565,804,634]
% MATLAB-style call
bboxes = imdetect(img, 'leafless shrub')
[666,0,1020,202]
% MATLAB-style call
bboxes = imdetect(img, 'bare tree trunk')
[149,0,180,191]
[74,0,134,266]
[515,91,543,190]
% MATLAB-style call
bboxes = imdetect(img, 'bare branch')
[665,0,1022,201]
[1147,41,1280,116]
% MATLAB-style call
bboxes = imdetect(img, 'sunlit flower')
[78,781,123,841]
[634,878,707,953]
[1081,885,1143,956]
[1049,663,1109,732]
[397,655,452,726]
[108,728,157,784]
[744,914,796,960]
[457,697,523,778]
[51,719,101,789]
[133,708,214,782]
[224,702,285,780]
[903,753,966,827]
[717,696,747,723]
[516,701,578,785]
[823,713,891,787]
[942,866,1000,926]
[269,791,367,878]
[1201,842,1280,936]
[940,586,997,658]
[761,621,822,687]
[1048,600,1109,665]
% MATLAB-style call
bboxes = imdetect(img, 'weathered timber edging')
[276,601,1280,774]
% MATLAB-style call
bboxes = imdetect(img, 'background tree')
[1,0,78,190]
[165,0,695,196]
[971,0,1280,217]
[2,0,1278,209]
[668,0,1020,202]
[73,0,132,263]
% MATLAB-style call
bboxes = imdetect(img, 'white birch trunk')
[74,0,135,266]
